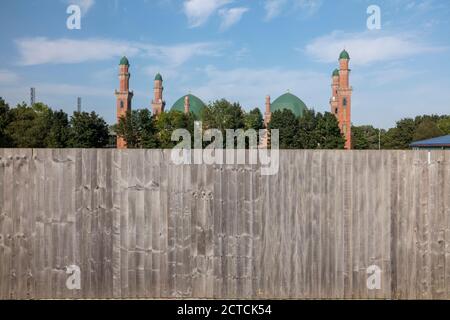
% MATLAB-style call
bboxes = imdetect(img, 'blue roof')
[410,135,450,147]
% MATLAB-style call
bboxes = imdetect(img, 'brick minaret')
[259,95,272,149]
[330,69,339,115]
[184,95,190,114]
[152,73,165,116]
[330,50,352,149]
[115,56,133,149]
[264,95,271,127]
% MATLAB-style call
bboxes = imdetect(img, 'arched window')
[343,98,347,107]
[120,100,124,109]
[335,108,338,114]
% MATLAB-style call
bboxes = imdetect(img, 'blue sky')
[0,0,449,128]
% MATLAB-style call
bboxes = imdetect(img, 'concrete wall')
[0,149,449,299]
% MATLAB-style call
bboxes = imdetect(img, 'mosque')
[115,50,352,149]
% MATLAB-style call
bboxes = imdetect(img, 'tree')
[352,126,369,149]
[202,99,245,132]
[68,111,109,148]
[382,118,415,149]
[352,125,382,150]
[116,109,159,148]
[155,110,194,148]
[412,119,444,141]
[45,110,70,148]
[116,110,139,148]
[244,108,264,131]
[268,109,298,149]
[0,97,12,147]
[314,112,345,149]
[202,99,246,148]
[5,102,53,148]
[296,109,318,149]
[437,117,450,135]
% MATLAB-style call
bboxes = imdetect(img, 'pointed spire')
[184,95,190,114]
[339,49,350,60]
[265,95,271,113]
[119,56,129,66]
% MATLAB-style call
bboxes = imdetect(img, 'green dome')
[119,56,129,66]
[271,92,307,118]
[339,50,350,60]
[332,69,340,77]
[155,73,163,81]
[171,94,206,118]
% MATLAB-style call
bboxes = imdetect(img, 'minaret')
[259,95,272,149]
[330,50,352,150]
[152,73,165,116]
[330,69,339,115]
[264,95,271,127]
[184,95,190,114]
[115,56,133,149]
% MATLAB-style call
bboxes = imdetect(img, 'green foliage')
[67,111,109,148]
[437,117,450,135]
[381,115,449,149]
[382,118,415,149]
[315,112,345,149]
[268,109,299,149]
[352,126,369,150]
[155,110,194,149]
[269,108,344,149]
[352,125,382,150]
[244,108,264,131]
[412,119,443,141]
[5,102,54,148]
[202,99,245,132]
[45,110,70,148]
[0,97,13,147]
[202,99,246,148]
[0,96,448,150]
[296,109,319,149]
[116,109,159,148]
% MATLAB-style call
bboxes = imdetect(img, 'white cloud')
[219,7,249,30]
[16,38,137,65]
[189,65,329,110]
[183,0,232,28]
[15,37,223,67]
[264,0,321,20]
[304,31,447,66]
[147,42,223,67]
[64,0,95,14]
[234,47,250,60]
[37,83,110,97]
[0,70,19,84]
[264,0,286,20]
[293,0,322,15]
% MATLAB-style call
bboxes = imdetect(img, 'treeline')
[353,115,450,149]
[3,96,447,150]
[0,97,110,148]
[115,99,345,149]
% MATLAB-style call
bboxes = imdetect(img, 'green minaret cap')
[119,56,129,66]
[339,50,350,60]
